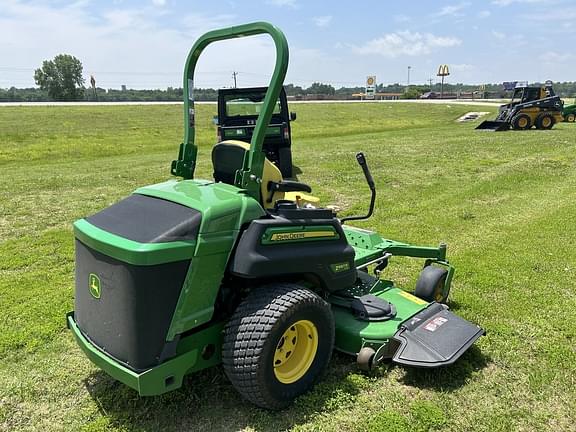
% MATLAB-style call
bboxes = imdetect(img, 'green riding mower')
[67,22,483,410]
[563,101,576,122]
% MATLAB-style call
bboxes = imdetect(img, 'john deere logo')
[89,273,101,299]
[269,231,337,242]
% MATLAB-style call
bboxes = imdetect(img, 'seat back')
[212,140,284,208]
[212,141,249,184]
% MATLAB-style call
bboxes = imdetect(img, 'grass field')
[1,102,575,432]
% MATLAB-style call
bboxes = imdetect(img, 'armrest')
[267,180,312,202]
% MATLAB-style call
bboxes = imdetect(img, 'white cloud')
[492,0,546,5]
[521,9,576,21]
[313,15,332,28]
[180,13,236,33]
[478,10,491,18]
[434,2,470,17]
[266,0,297,7]
[0,0,284,89]
[451,63,475,72]
[394,14,411,23]
[540,52,572,63]
[152,0,166,6]
[351,31,461,58]
[491,30,506,39]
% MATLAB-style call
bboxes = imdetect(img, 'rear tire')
[511,113,532,130]
[535,113,555,130]
[222,283,334,410]
[566,113,576,123]
[278,147,293,178]
[415,266,449,303]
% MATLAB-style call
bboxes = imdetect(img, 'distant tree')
[306,82,335,96]
[401,87,424,99]
[34,54,85,101]
[284,83,304,96]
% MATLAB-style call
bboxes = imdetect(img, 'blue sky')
[1,0,575,89]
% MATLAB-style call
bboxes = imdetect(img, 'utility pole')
[90,74,96,100]
[232,71,238,88]
[407,66,411,88]
[428,77,433,88]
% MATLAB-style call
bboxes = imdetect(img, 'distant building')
[121,85,127,92]
[352,92,403,100]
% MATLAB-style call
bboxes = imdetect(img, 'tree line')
[2,54,575,102]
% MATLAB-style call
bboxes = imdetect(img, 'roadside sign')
[366,76,376,100]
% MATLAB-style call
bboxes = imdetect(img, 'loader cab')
[510,85,555,105]
[511,86,540,104]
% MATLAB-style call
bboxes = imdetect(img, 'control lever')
[341,152,377,224]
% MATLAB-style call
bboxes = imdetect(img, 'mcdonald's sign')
[437,64,450,77]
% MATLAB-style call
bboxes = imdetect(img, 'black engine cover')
[230,213,356,292]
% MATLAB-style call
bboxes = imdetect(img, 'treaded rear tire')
[511,113,532,130]
[535,113,555,130]
[222,283,334,410]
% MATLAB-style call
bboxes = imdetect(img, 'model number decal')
[331,262,350,273]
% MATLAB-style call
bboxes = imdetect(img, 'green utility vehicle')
[216,86,296,177]
[67,22,483,410]
[563,102,576,122]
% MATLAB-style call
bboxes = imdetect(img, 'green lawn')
[1,103,575,432]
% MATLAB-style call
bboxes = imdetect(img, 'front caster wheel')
[415,266,449,303]
[357,347,376,371]
[222,283,334,410]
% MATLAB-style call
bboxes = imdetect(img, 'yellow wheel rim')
[434,286,444,302]
[273,320,318,384]
[518,117,528,128]
[542,117,551,127]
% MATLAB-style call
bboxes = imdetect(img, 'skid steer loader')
[476,82,564,131]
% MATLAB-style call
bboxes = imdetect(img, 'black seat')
[212,141,247,185]
[212,140,314,209]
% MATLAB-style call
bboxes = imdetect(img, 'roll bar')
[171,22,289,201]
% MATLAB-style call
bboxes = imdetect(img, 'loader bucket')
[475,120,510,131]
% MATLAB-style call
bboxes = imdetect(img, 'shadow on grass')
[445,299,463,312]
[84,346,489,431]
[84,352,366,432]
[286,164,303,181]
[399,345,491,391]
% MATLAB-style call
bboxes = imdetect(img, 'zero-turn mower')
[67,22,483,410]
[476,82,564,131]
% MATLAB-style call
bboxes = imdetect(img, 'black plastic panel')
[230,215,356,292]
[74,240,190,371]
[392,303,484,367]
[86,194,201,243]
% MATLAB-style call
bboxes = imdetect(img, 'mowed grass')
[1,102,575,432]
